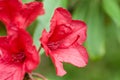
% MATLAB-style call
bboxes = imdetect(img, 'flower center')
[47,41,60,50]
[12,51,26,63]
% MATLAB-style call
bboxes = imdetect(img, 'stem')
[38,45,42,53]
[32,72,48,80]
[28,73,36,80]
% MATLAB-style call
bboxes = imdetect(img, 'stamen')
[28,72,47,80]
[32,72,48,80]
[12,51,26,63]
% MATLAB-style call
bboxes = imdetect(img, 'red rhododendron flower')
[40,7,88,76]
[0,0,44,35]
[0,29,39,80]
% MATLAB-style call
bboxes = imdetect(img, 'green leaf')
[116,27,120,43]
[59,0,68,8]
[33,0,66,54]
[105,21,120,67]
[85,1,106,60]
[73,0,106,60]
[102,0,120,27]
[22,0,34,3]
[27,20,38,36]
[0,21,7,36]
[72,0,89,20]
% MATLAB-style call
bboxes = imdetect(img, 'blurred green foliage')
[0,0,120,80]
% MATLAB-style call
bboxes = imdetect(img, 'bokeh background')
[0,0,120,80]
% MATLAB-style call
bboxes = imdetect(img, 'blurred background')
[0,0,120,80]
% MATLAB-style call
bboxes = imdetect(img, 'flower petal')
[25,45,39,72]
[59,20,87,48]
[0,0,22,26]
[49,44,88,76]
[0,0,44,34]
[40,7,88,76]
[48,8,87,47]
[0,63,25,80]
[9,29,39,72]
[40,29,50,56]
[0,36,9,49]
[8,29,33,53]
[22,1,44,28]
[71,20,87,45]
[46,20,87,49]
[18,29,39,72]
[49,7,72,35]
[51,7,71,25]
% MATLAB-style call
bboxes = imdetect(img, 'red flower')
[0,29,39,80]
[40,7,88,76]
[0,0,44,35]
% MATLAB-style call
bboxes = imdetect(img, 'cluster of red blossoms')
[0,0,88,80]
